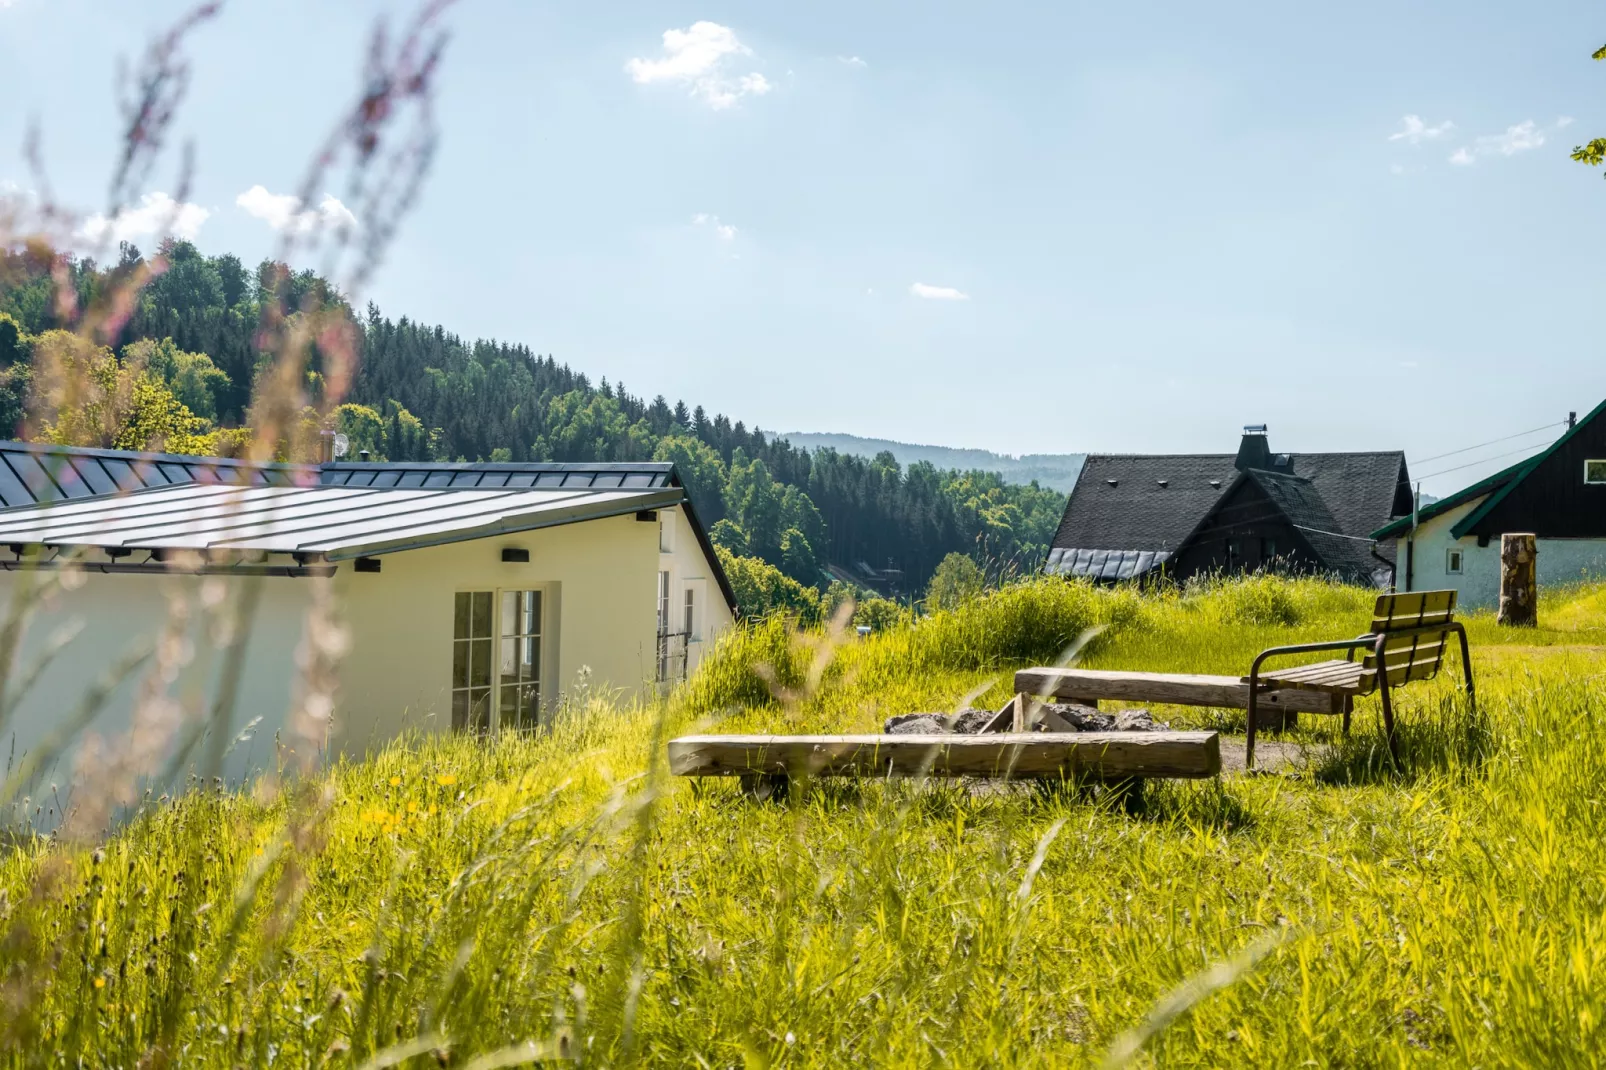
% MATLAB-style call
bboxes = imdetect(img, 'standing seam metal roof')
[0,482,685,560]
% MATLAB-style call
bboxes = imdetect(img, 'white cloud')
[626,21,771,109]
[838,55,867,68]
[692,213,737,240]
[78,191,209,244]
[910,282,968,301]
[236,185,356,234]
[1447,118,1575,166]
[1388,115,1454,144]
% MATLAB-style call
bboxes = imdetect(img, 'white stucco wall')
[0,503,734,816]
[1398,496,1606,608]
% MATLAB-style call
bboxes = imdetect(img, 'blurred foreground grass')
[3,575,1605,1066]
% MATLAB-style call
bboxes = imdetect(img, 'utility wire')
[1412,440,1550,483]
[1412,420,1565,465]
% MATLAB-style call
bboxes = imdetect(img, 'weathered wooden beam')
[1014,667,1340,715]
[667,731,1221,781]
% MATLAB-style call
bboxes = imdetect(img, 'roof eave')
[319,487,686,560]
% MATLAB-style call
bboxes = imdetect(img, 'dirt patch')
[1218,737,1319,775]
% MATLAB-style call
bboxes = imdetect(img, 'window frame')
[452,586,548,736]
[1585,459,1606,485]
[1446,548,1464,575]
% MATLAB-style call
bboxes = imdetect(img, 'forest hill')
[0,240,1065,597]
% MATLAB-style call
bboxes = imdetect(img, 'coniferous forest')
[0,240,1065,595]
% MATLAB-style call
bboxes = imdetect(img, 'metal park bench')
[667,731,1221,798]
[1014,589,1475,770]
[1244,589,1474,767]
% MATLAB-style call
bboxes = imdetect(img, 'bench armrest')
[1247,635,1378,687]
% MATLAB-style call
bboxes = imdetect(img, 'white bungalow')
[1372,402,1606,607]
[0,443,735,801]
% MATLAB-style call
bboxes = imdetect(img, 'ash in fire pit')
[884,702,1169,735]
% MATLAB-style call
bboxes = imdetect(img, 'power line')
[1413,440,1550,483]
[1412,420,1565,465]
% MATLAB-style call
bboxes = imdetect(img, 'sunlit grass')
[3,575,1606,1065]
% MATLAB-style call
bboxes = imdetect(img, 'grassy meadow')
[3,575,1606,1066]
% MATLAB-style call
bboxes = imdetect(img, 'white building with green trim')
[1372,401,1606,607]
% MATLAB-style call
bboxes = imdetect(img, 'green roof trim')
[1447,396,1606,539]
[1369,457,1532,539]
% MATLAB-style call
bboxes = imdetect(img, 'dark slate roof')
[1051,450,1408,553]
[1239,469,1378,579]
[1051,454,1239,554]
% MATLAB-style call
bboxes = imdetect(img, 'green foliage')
[0,245,1066,590]
[0,313,32,436]
[714,545,823,622]
[32,330,218,454]
[1573,44,1606,172]
[12,577,1606,1062]
[708,518,750,556]
[123,337,231,423]
[653,434,727,523]
[852,596,906,632]
[926,551,985,611]
[334,402,388,459]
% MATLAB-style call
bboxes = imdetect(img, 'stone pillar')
[1498,533,1537,627]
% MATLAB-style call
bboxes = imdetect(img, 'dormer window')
[1586,460,1606,484]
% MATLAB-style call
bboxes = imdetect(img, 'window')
[498,590,542,729]
[454,589,542,734]
[452,592,494,732]
[1259,537,1278,561]
[659,515,674,553]
[1586,460,1606,485]
[1446,548,1464,575]
[656,571,672,681]
[683,585,697,641]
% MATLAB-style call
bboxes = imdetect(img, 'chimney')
[1235,424,1271,471]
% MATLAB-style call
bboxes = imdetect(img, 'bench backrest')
[1360,590,1458,690]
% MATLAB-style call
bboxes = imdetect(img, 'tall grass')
[4,575,1606,1065]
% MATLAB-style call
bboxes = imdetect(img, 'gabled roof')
[1237,469,1378,579]
[1369,457,1531,540]
[0,482,683,561]
[1447,397,1606,539]
[1052,454,1238,553]
[1051,450,1408,553]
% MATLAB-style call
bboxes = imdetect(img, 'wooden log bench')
[1015,591,1475,768]
[668,731,1220,798]
[1014,667,1343,726]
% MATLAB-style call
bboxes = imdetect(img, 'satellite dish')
[332,433,350,459]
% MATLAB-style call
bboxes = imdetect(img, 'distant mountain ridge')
[774,432,1086,492]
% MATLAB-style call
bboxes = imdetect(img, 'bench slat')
[668,731,1221,781]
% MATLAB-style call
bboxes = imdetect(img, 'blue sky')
[2,1,1604,494]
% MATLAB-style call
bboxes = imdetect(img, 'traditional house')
[1371,403,1606,607]
[1044,426,1412,584]
[0,441,735,794]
